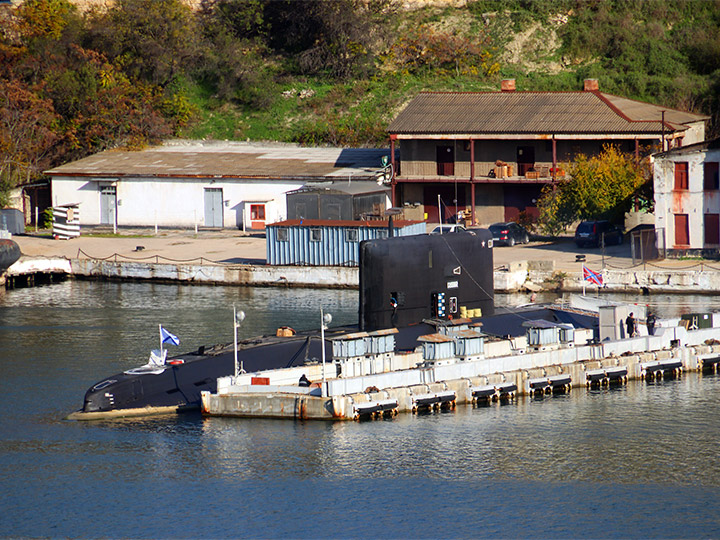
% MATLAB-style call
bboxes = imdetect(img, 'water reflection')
[4,281,720,538]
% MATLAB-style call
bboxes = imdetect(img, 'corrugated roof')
[388,91,709,135]
[269,219,422,228]
[45,141,391,179]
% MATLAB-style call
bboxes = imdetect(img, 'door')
[100,186,116,226]
[204,188,223,228]
[516,146,535,176]
[674,213,689,246]
[436,146,454,176]
[705,214,719,245]
[249,203,266,229]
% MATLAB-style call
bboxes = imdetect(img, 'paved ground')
[10,226,695,273]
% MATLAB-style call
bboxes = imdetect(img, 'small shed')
[286,184,390,221]
[266,219,425,266]
[522,319,561,347]
[418,333,456,362]
[0,209,25,235]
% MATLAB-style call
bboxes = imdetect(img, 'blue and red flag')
[582,265,603,286]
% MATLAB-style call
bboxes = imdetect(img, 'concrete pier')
[201,323,720,421]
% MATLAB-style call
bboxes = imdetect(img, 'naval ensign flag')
[159,325,180,355]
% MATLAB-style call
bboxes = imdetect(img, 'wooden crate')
[526,171,540,179]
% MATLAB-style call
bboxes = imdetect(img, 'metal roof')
[655,137,720,158]
[388,91,709,135]
[268,219,423,228]
[45,141,391,180]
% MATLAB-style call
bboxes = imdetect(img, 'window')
[277,228,288,242]
[704,162,720,191]
[674,214,689,246]
[345,229,358,242]
[705,214,719,245]
[250,204,265,220]
[674,162,689,190]
[310,228,322,242]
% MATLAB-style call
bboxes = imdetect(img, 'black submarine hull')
[0,239,21,272]
[74,333,333,418]
[71,231,511,419]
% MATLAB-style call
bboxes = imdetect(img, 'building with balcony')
[388,79,708,225]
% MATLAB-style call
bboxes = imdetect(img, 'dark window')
[705,214,720,245]
[436,146,454,176]
[346,228,358,242]
[674,214,689,246]
[310,228,321,242]
[674,162,689,190]
[277,228,288,242]
[704,162,719,191]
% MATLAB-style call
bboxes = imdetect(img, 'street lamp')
[320,308,332,397]
[233,305,246,381]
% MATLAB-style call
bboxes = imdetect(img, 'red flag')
[582,265,603,286]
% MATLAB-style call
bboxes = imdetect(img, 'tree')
[536,145,650,235]
[0,79,59,206]
[263,0,395,79]
[85,0,200,88]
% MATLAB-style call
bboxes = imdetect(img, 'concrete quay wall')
[10,256,720,293]
[69,259,359,288]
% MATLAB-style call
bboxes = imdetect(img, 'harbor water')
[2,281,720,538]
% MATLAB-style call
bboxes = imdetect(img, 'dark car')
[574,220,623,248]
[489,222,530,247]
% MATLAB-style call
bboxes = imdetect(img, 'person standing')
[625,312,637,338]
[647,312,656,336]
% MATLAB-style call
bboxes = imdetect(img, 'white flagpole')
[321,307,326,397]
[233,304,238,380]
[582,264,586,296]
[159,323,163,355]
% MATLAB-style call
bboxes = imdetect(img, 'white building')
[654,138,720,256]
[45,141,392,230]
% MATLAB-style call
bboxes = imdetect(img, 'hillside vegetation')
[1,0,719,205]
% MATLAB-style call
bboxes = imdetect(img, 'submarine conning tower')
[359,230,495,332]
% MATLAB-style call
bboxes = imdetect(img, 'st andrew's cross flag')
[582,265,603,286]
[160,325,180,346]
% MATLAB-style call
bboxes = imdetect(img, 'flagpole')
[233,304,238,381]
[159,323,163,356]
[582,264,586,296]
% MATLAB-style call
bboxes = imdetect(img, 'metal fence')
[631,227,665,265]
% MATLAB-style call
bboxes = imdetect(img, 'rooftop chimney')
[584,79,599,92]
[501,79,516,92]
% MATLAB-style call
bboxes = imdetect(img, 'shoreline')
[7,254,720,294]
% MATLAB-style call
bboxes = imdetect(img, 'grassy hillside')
[181,0,720,147]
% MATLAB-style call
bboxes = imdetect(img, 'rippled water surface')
[2,282,720,538]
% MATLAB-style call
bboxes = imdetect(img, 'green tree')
[85,0,200,88]
[537,145,650,235]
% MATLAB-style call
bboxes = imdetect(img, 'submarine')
[70,229,508,419]
[0,239,21,273]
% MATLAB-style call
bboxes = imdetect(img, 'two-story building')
[654,138,720,257]
[388,79,708,225]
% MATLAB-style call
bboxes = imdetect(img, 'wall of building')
[399,138,658,179]
[51,176,304,229]
[655,147,720,255]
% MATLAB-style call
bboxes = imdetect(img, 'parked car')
[574,220,623,248]
[488,222,530,246]
[430,224,466,234]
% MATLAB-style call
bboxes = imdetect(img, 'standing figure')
[647,312,656,336]
[625,312,637,338]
